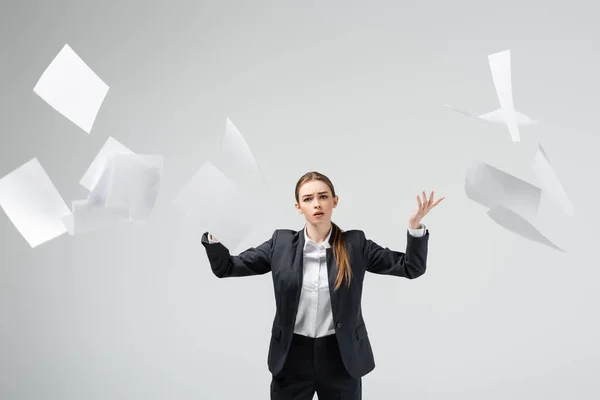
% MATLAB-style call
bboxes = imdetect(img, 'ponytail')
[331,222,352,290]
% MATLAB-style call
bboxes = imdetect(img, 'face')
[295,179,338,225]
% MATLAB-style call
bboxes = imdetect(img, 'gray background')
[1,0,598,399]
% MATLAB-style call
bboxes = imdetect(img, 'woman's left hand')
[409,190,445,229]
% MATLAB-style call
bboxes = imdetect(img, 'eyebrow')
[302,191,329,198]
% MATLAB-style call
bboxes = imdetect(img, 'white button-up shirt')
[293,226,335,338]
[207,224,426,338]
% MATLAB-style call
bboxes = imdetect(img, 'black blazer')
[201,226,429,379]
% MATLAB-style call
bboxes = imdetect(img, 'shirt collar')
[303,225,332,249]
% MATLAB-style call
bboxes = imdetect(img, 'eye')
[303,197,311,202]
[320,195,328,199]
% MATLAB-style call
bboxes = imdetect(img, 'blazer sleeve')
[201,231,276,278]
[363,229,429,279]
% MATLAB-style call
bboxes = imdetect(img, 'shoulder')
[338,230,368,258]
[341,229,364,236]
[340,229,367,244]
[272,229,299,236]
[271,229,302,242]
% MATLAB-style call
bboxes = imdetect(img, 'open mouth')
[313,211,324,217]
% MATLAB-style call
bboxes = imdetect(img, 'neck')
[305,222,332,245]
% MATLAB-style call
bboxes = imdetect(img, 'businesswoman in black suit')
[202,171,444,399]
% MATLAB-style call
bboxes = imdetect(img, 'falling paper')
[487,206,564,252]
[445,49,536,142]
[86,155,116,206]
[33,44,109,134]
[102,154,163,222]
[83,153,162,222]
[488,49,520,142]
[465,160,542,221]
[231,203,288,254]
[212,118,268,193]
[62,199,126,236]
[174,160,263,251]
[67,148,163,236]
[79,136,134,191]
[532,143,574,216]
[464,159,564,251]
[0,158,71,247]
[444,105,537,126]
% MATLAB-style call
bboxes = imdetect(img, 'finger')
[416,195,423,209]
[428,190,434,204]
[432,196,445,207]
[421,191,427,207]
[425,192,431,208]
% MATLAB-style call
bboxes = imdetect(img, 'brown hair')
[294,171,351,290]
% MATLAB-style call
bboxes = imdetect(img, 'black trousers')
[270,333,361,399]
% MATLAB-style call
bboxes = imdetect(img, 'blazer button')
[336,322,342,329]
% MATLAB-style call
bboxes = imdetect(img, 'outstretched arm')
[201,231,276,278]
[365,190,444,279]
[364,226,429,278]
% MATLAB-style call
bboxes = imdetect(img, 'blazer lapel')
[292,229,305,308]
[326,228,340,312]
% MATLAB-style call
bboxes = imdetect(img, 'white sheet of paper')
[444,105,536,126]
[465,160,564,251]
[80,136,134,191]
[174,160,262,251]
[532,143,574,216]
[87,155,116,206]
[465,160,542,221]
[477,108,536,125]
[0,158,71,247]
[212,118,268,193]
[62,199,126,236]
[487,206,564,252]
[103,154,163,222]
[67,153,162,233]
[488,49,520,142]
[33,44,109,134]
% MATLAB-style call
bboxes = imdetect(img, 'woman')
[201,171,444,399]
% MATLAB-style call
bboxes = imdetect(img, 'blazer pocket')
[272,323,282,341]
[355,323,368,341]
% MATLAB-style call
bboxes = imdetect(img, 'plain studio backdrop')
[1,1,598,399]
